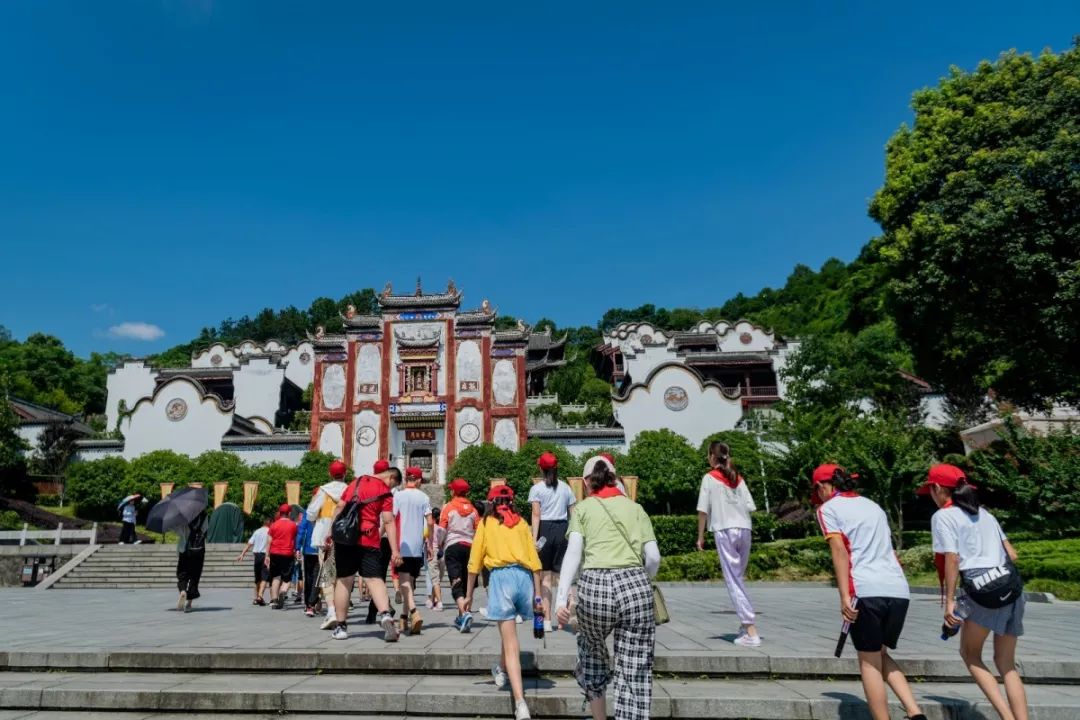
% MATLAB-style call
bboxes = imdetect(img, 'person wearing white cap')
[582,454,627,497]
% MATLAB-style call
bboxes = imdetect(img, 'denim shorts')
[486,565,534,621]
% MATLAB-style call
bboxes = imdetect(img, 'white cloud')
[90,303,113,314]
[108,322,165,342]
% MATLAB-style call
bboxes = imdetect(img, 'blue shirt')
[295,515,318,555]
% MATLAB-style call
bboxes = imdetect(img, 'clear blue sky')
[1,2,1076,357]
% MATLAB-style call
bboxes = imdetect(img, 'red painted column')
[379,321,392,461]
[308,358,323,451]
[342,339,357,468]
[481,334,493,443]
[516,352,527,449]
[445,318,457,469]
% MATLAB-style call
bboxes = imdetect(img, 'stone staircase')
[49,543,251,589]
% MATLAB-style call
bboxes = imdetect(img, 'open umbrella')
[117,494,142,510]
[146,487,208,533]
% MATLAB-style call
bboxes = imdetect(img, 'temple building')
[594,320,801,448]
[76,340,314,464]
[308,281,565,483]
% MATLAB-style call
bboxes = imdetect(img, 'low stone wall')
[0,545,82,587]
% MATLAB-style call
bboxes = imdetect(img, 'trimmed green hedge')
[651,514,818,557]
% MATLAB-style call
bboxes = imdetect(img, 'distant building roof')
[529,426,626,440]
[376,279,463,310]
[8,397,93,435]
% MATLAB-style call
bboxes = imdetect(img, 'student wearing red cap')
[392,466,435,636]
[266,503,299,610]
[441,478,479,632]
[464,484,542,720]
[922,464,1029,720]
[813,464,926,720]
[333,462,401,642]
[528,451,576,631]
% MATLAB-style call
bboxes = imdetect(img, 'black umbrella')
[146,487,208,533]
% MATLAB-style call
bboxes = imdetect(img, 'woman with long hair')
[529,451,576,631]
[696,441,760,645]
[921,463,1029,720]
[464,484,542,720]
[555,459,661,720]
[813,464,926,720]
[176,509,208,613]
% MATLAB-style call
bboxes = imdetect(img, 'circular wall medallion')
[459,423,480,444]
[165,398,188,422]
[641,334,653,344]
[739,332,753,345]
[210,354,223,366]
[356,425,376,447]
[663,386,689,412]
[299,351,312,365]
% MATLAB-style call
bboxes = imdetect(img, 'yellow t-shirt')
[467,516,542,574]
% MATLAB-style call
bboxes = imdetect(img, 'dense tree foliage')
[0,329,118,415]
[869,43,1080,409]
[0,376,30,500]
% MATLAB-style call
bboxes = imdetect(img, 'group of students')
[227,445,1027,720]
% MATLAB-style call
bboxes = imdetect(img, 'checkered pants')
[575,567,655,720]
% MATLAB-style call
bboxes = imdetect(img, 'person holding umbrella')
[147,487,209,611]
[117,494,144,544]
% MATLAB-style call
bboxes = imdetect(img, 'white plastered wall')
[120,378,234,459]
[106,361,159,433]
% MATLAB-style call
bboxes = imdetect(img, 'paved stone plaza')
[1,583,1079,718]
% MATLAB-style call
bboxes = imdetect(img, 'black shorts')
[267,554,294,582]
[336,544,385,579]
[537,519,569,572]
[397,555,423,578]
[253,553,268,583]
[444,542,470,598]
[850,596,909,653]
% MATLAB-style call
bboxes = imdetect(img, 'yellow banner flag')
[568,477,585,502]
[189,482,203,489]
[243,481,259,515]
[159,482,174,500]
[213,482,228,509]
[285,480,301,507]
[622,476,639,503]
[489,477,507,489]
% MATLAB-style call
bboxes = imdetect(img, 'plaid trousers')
[575,567,656,720]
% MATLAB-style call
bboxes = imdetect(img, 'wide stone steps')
[1,671,1078,718]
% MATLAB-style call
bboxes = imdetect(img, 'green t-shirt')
[567,495,656,570]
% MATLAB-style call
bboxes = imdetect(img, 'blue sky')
[1,2,1076,357]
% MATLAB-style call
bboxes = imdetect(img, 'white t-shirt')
[528,481,577,521]
[816,493,909,600]
[393,487,432,558]
[249,526,270,555]
[931,506,1007,571]
[696,472,756,531]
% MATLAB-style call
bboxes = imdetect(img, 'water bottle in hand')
[941,601,967,641]
[533,597,545,640]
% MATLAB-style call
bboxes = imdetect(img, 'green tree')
[446,443,519,510]
[621,429,704,514]
[66,457,130,520]
[869,43,1080,408]
[0,377,30,499]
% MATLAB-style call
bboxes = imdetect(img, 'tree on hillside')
[0,376,30,499]
[870,42,1080,409]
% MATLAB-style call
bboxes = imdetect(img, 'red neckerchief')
[934,499,954,604]
[708,469,742,489]
[592,486,622,499]
[493,503,521,528]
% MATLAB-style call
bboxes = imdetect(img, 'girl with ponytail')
[922,464,1029,720]
[528,452,576,630]
[695,441,760,646]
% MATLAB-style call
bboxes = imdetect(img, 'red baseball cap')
[406,466,423,481]
[600,452,615,466]
[373,459,391,474]
[449,478,470,495]
[488,484,515,501]
[537,452,558,471]
[812,464,844,485]
[278,503,291,515]
[328,459,347,479]
[917,463,973,495]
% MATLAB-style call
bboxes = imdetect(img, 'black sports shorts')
[850,596,909,653]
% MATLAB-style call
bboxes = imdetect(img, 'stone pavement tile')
[528,675,671,718]
[661,678,811,719]
[37,673,185,712]
[22,713,153,720]
[160,673,305,712]
[283,674,418,713]
[0,712,35,720]
[406,673,524,717]
[6,652,108,670]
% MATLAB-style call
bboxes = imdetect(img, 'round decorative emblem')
[641,334,653,344]
[739,332,753,345]
[165,398,188,422]
[459,423,480,444]
[356,426,376,447]
[299,351,312,365]
[210,354,223,366]
[663,386,689,412]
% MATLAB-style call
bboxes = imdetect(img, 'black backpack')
[187,517,206,552]
[332,485,391,546]
[962,562,1024,609]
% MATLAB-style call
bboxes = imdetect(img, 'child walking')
[921,463,1029,720]
[464,485,542,720]
[696,441,760,646]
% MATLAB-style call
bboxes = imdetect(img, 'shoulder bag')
[331,484,392,546]
[961,561,1024,609]
[594,499,670,625]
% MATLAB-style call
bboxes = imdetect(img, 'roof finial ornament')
[415,276,423,296]
[314,326,325,339]
[517,318,527,332]
[447,278,457,295]
[381,282,393,298]
[481,298,492,315]
[344,304,356,319]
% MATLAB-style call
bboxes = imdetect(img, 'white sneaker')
[479,606,489,619]
[331,625,348,641]
[514,699,531,720]
[733,634,762,647]
[491,663,508,690]
[320,615,337,631]
[544,620,552,633]
[515,614,524,624]
[379,612,400,643]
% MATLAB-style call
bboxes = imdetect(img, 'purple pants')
[714,528,755,625]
